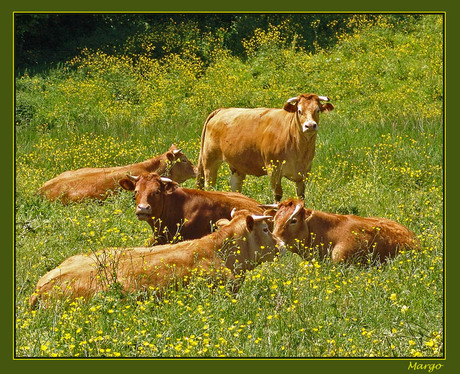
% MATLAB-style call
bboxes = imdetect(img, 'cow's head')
[262,199,313,255]
[119,172,178,221]
[164,145,197,183]
[283,94,334,133]
[219,208,283,273]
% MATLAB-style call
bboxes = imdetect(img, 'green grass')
[15,14,444,358]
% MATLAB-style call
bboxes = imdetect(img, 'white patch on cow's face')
[296,97,322,133]
[302,120,318,132]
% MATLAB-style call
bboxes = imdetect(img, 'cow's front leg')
[230,169,246,192]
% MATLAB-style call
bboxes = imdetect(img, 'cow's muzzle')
[303,121,318,132]
[136,204,152,220]
[276,240,287,257]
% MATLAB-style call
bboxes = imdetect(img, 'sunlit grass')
[15,119,443,357]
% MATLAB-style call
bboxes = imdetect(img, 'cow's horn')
[287,96,298,105]
[172,148,182,154]
[318,96,330,102]
[230,208,236,218]
[258,203,279,209]
[160,177,173,183]
[251,215,274,222]
[288,204,303,222]
[127,174,140,182]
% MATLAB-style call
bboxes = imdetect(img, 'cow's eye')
[290,218,297,224]
[155,190,160,195]
[263,227,269,233]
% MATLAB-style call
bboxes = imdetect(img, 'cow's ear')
[320,103,334,113]
[304,209,314,222]
[119,178,135,191]
[263,209,277,218]
[216,218,230,228]
[283,96,299,112]
[163,181,179,194]
[283,101,298,113]
[246,215,255,232]
[166,151,175,162]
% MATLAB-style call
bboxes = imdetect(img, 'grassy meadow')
[14,14,444,358]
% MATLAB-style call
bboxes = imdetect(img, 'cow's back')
[318,213,418,261]
[203,108,292,175]
[39,162,156,202]
[31,240,218,305]
[180,188,264,217]
[160,188,264,242]
[116,243,215,291]
[359,216,418,256]
[206,108,288,147]
[39,167,123,202]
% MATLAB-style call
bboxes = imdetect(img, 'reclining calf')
[264,199,419,263]
[39,145,196,203]
[119,172,265,244]
[30,209,281,307]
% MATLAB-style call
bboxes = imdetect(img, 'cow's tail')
[196,109,221,189]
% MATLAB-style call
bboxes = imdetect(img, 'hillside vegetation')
[15,14,444,358]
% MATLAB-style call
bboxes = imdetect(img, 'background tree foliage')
[15,13,413,72]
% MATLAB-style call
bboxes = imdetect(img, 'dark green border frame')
[4,1,455,373]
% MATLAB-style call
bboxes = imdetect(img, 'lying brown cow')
[38,145,196,203]
[119,172,265,244]
[264,199,419,263]
[29,209,281,306]
[197,94,334,202]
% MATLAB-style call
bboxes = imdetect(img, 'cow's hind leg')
[230,169,246,193]
[203,160,222,190]
[331,243,364,264]
[269,171,283,202]
[331,244,349,263]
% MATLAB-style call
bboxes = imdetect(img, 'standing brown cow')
[196,94,334,202]
[264,199,419,263]
[29,209,281,307]
[38,145,196,203]
[119,172,265,244]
